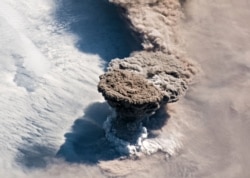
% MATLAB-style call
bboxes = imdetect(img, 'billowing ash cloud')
[98,0,199,156]
[108,51,197,103]
[98,70,163,106]
[109,0,183,51]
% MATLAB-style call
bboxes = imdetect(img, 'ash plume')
[109,0,183,51]
[98,0,198,156]
[98,70,163,146]
[108,51,198,103]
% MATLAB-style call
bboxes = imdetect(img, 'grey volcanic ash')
[98,0,199,156]
[109,0,183,51]
[108,51,197,103]
[98,69,163,106]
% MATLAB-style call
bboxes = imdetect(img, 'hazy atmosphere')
[0,0,250,177]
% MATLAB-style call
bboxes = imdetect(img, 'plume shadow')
[143,105,170,138]
[15,144,56,169]
[144,105,170,130]
[56,102,122,164]
[54,0,142,64]
[14,104,170,169]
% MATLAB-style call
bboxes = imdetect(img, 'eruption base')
[103,110,182,156]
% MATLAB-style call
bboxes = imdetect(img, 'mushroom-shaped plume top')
[108,51,198,103]
[98,70,164,121]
